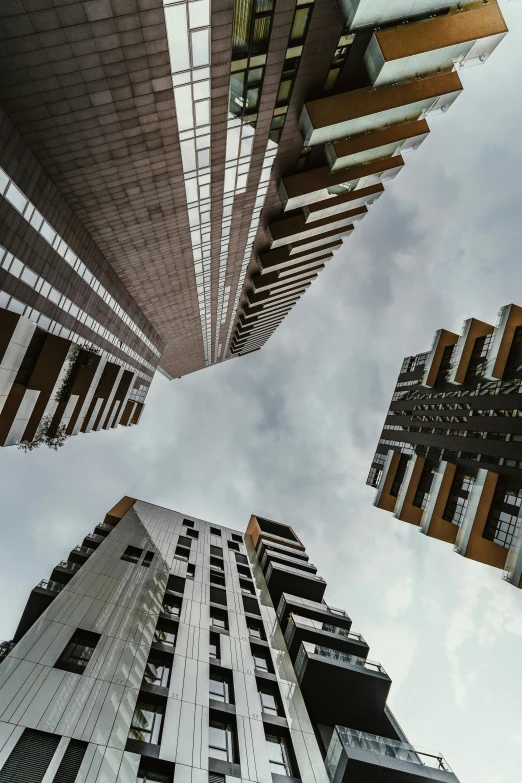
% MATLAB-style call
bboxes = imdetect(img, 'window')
[243,595,261,615]
[252,650,270,673]
[247,619,265,640]
[137,760,174,782]
[237,565,250,578]
[162,596,182,617]
[121,546,142,564]
[178,536,192,549]
[186,529,199,539]
[141,551,154,568]
[235,552,248,565]
[259,688,280,716]
[210,570,226,587]
[187,563,195,579]
[210,587,227,606]
[166,575,185,594]
[210,556,224,570]
[210,609,228,631]
[209,671,234,704]
[143,656,172,688]
[227,541,240,552]
[266,735,295,777]
[210,527,221,537]
[175,546,190,561]
[209,721,238,763]
[55,629,101,674]
[240,579,255,595]
[129,702,165,745]
[154,621,177,647]
[210,632,221,660]
[183,519,195,528]
[210,545,223,557]
[231,534,242,543]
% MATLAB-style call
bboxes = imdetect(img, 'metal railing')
[326,726,453,774]
[0,641,14,662]
[57,560,80,572]
[302,642,386,674]
[73,545,94,556]
[37,579,64,593]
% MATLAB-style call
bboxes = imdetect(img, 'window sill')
[208,757,241,779]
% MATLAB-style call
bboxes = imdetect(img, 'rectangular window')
[154,621,177,647]
[143,656,172,688]
[210,570,226,587]
[183,519,195,528]
[210,586,227,606]
[210,556,224,570]
[121,545,142,564]
[209,671,234,704]
[210,609,228,631]
[210,527,221,537]
[259,689,280,716]
[137,760,174,782]
[237,564,250,578]
[175,546,190,561]
[166,574,185,594]
[209,632,221,660]
[231,534,242,543]
[141,551,154,568]
[252,650,270,672]
[129,702,165,745]
[209,721,238,763]
[187,563,196,579]
[266,735,294,777]
[247,619,265,640]
[235,552,248,565]
[210,545,223,557]
[227,541,240,552]
[240,579,255,595]
[55,629,101,674]
[162,596,182,617]
[186,529,199,539]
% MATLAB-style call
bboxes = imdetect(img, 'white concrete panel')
[182,657,198,704]
[176,700,196,766]
[94,746,124,783]
[219,633,232,669]
[90,682,125,745]
[195,660,209,708]
[40,736,69,783]
[169,655,186,701]
[37,624,75,667]
[78,679,111,741]
[37,672,80,733]
[160,697,182,762]
[6,666,53,724]
[19,668,66,728]
[117,751,140,783]
[0,722,18,754]
[109,687,138,750]
[0,660,40,719]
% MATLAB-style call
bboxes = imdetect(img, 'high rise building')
[0,2,508,375]
[0,496,459,782]
[367,303,522,590]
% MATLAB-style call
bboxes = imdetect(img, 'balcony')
[13,579,65,643]
[260,548,317,575]
[94,522,114,537]
[50,560,81,584]
[284,613,369,662]
[0,641,14,663]
[82,533,104,549]
[69,545,95,565]
[295,642,391,732]
[265,561,326,608]
[277,592,352,634]
[326,726,458,783]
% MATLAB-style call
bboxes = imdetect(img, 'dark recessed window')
[137,759,174,783]
[141,551,154,568]
[209,670,234,704]
[227,541,240,552]
[210,632,221,660]
[209,720,238,763]
[231,534,242,543]
[243,595,261,615]
[210,527,221,537]
[121,546,142,564]
[210,608,228,631]
[187,563,196,579]
[166,575,185,594]
[240,579,255,595]
[252,647,271,673]
[183,519,195,528]
[210,570,226,587]
[210,556,224,570]
[186,529,199,540]
[143,655,172,689]
[235,552,248,565]
[129,702,165,745]
[162,596,182,617]
[210,545,223,557]
[175,546,190,561]
[178,536,192,548]
[237,565,250,578]
[55,629,101,674]
[153,620,177,647]
[210,587,227,606]
[247,619,265,640]
[259,687,281,716]
[266,734,295,777]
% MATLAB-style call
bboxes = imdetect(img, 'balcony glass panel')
[301,641,385,674]
[292,613,364,641]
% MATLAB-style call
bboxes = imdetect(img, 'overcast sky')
[2,5,522,781]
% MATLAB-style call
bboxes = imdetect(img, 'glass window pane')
[290,6,311,44]
[165,4,190,73]
[191,29,210,67]
[189,0,210,29]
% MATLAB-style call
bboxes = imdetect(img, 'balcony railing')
[38,579,64,593]
[326,726,453,775]
[0,641,14,663]
[57,561,80,572]
[301,642,386,674]
[292,613,365,643]
[72,545,94,556]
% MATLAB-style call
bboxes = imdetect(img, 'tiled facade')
[0,0,509,376]
[368,303,522,589]
[0,497,458,782]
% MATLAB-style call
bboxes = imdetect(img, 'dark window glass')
[210,571,226,586]
[162,597,182,617]
[187,563,196,579]
[259,690,279,716]
[121,546,142,564]
[235,553,248,565]
[175,546,190,561]
[137,764,173,783]
[55,629,101,674]
[209,721,238,763]
[141,551,154,568]
[228,541,240,552]
[178,536,192,548]
[210,587,227,606]
[231,534,242,543]
[211,609,228,630]
[210,557,224,570]
[247,620,265,640]
[166,575,185,594]
[211,527,221,536]
[211,545,224,557]
[210,632,221,660]
[240,579,255,595]
[183,519,195,528]
[153,622,177,647]
[186,529,199,539]
[129,702,165,744]
[209,672,233,704]
[237,565,250,578]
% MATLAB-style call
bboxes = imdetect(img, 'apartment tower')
[0,497,458,782]
[0,1,509,384]
[368,303,522,589]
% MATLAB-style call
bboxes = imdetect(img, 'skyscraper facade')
[368,303,522,589]
[0,497,458,782]
[0,0,508,375]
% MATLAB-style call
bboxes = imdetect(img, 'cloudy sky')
[2,4,522,781]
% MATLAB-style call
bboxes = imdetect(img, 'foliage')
[18,415,69,453]
[55,344,100,404]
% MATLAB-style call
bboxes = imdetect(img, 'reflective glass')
[191,29,210,67]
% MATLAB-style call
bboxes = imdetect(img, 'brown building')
[0,1,508,381]
[367,304,522,589]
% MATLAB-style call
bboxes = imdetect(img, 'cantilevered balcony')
[13,579,64,643]
[69,545,95,565]
[284,613,369,662]
[295,642,391,730]
[82,532,105,549]
[265,560,326,607]
[326,725,458,783]
[277,592,352,634]
[50,560,81,585]
[260,548,317,575]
